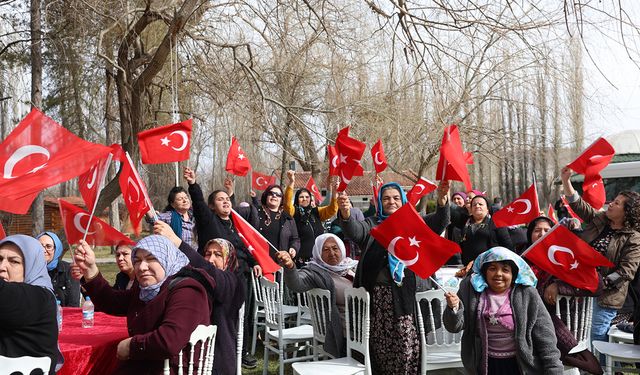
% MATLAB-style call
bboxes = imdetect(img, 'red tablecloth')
[58,307,129,375]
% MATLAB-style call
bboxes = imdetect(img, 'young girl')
[443,247,563,374]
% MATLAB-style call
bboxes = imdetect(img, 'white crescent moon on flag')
[86,166,98,189]
[589,154,604,163]
[169,130,188,152]
[311,184,320,194]
[3,145,50,179]
[514,199,532,214]
[414,184,425,195]
[547,245,575,266]
[127,177,141,203]
[340,171,352,185]
[388,236,419,266]
[74,213,97,234]
[374,151,384,166]
[256,177,266,187]
[331,155,339,168]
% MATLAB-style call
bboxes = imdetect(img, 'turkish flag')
[252,171,276,191]
[547,203,558,224]
[78,153,113,212]
[230,208,280,281]
[335,127,366,191]
[567,138,615,209]
[561,196,583,223]
[328,145,339,176]
[435,125,473,191]
[406,177,437,205]
[138,119,192,164]
[119,152,153,235]
[0,108,111,213]
[225,137,251,177]
[0,221,6,239]
[369,203,461,279]
[522,224,613,292]
[305,176,323,203]
[492,183,540,227]
[371,139,388,173]
[59,199,135,246]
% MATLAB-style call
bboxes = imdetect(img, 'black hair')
[207,190,227,206]
[526,216,555,246]
[294,188,313,208]
[164,186,188,211]
[471,195,491,208]
[260,185,284,207]
[619,191,640,232]
[480,259,519,286]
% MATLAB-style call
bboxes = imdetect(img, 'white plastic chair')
[415,289,463,373]
[0,355,52,374]
[592,341,640,375]
[553,295,594,375]
[261,277,314,375]
[292,287,371,375]
[297,291,312,325]
[163,324,217,375]
[306,288,333,360]
[237,303,245,375]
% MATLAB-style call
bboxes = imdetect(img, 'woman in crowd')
[276,233,357,357]
[38,231,81,307]
[337,180,451,374]
[74,235,215,375]
[0,234,61,375]
[524,216,602,374]
[443,247,563,374]
[453,194,513,270]
[452,191,467,209]
[113,242,136,291]
[153,186,197,250]
[154,220,244,375]
[257,184,300,261]
[561,166,640,344]
[284,170,338,263]
[184,167,260,369]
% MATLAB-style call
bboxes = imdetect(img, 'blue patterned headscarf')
[470,247,537,293]
[377,182,409,285]
[37,232,64,271]
[132,235,189,302]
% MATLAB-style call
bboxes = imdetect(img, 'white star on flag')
[570,261,579,270]
[408,236,421,247]
[339,154,348,164]
[507,206,514,213]
[238,153,245,160]
[160,137,170,146]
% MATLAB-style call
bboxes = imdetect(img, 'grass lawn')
[243,345,295,375]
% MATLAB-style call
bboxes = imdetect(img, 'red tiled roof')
[289,170,418,196]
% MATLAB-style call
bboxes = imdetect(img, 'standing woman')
[0,235,62,375]
[257,184,300,261]
[155,187,197,250]
[38,231,81,307]
[337,180,451,375]
[284,170,338,263]
[561,166,640,344]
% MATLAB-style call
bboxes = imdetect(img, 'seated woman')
[153,220,245,375]
[113,242,135,291]
[276,233,357,358]
[0,234,61,375]
[73,235,216,375]
[37,231,81,307]
[443,247,562,374]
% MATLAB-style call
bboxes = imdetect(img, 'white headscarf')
[307,233,357,276]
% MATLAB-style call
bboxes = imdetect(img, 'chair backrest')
[0,355,51,374]
[297,291,311,323]
[307,288,332,357]
[260,277,285,333]
[344,287,371,373]
[415,290,462,351]
[237,303,245,375]
[554,295,593,351]
[251,271,265,308]
[164,324,218,375]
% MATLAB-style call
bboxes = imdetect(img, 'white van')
[571,160,640,202]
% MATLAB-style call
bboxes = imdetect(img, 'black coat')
[49,260,81,307]
[451,206,513,265]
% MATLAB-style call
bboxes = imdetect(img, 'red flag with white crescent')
[328,145,339,176]
[230,208,280,281]
[225,137,251,177]
[567,137,614,209]
[371,139,388,173]
[305,176,323,203]
[561,196,583,224]
[492,183,540,227]
[78,153,113,212]
[118,152,153,235]
[406,177,437,206]
[252,171,276,191]
[138,119,192,164]
[547,203,558,224]
[435,125,473,191]
[59,199,134,246]
[335,126,366,191]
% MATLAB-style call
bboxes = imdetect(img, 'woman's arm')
[0,280,54,328]
[82,273,132,316]
[318,197,339,221]
[283,185,295,217]
[561,165,598,223]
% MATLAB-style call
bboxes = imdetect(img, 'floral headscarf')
[307,233,357,277]
[205,238,238,272]
[470,246,537,293]
[133,235,189,302]
[37,232,64,271]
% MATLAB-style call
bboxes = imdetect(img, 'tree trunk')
[30,0,44,236]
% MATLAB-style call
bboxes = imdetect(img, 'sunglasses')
[268,191,283,198]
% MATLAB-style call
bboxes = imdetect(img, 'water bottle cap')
[56,300,61,305]
[85,296,91,301]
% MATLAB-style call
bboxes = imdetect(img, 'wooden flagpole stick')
[81,153,114,243]
[175,162,179,187]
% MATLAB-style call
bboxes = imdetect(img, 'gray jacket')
[283,263,349,357]
[443,277,563,375]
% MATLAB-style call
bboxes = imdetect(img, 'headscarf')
[470,247,537,293]
[132,235,189,302]
[205,238,238,272]
[376,182,408,285]
[526,216,555,246]
[307,233,357,277]
[0,235,53,292]
[452,191,467,200]
[36,231,64,271]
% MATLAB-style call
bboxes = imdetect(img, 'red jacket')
[82,266,215,375]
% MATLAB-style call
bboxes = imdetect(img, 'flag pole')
[429,276,448,293]
[81,153,113,243]
[231,208,280,253]
[175,162,179,187]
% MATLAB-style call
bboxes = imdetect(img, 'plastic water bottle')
[56,300,63,332]
[82,296,94,328]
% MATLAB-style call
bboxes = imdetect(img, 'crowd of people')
[2,164,640,375]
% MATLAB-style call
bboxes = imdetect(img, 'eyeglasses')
[268,191,283,198]
[42,244,54,251]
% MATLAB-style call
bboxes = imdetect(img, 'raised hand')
[286,170,295,187]
[153,220,182,248]
[73,240,99,280]
[444,291,460,309]
[224,177,234,195]
[276,250,295,269]
[337,191,351,219]
[183,167,196,184]
[436,180,450,206]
